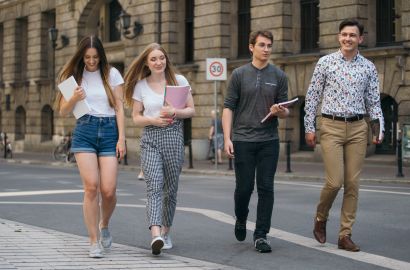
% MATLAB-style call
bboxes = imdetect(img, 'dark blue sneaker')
[234,220,246,241]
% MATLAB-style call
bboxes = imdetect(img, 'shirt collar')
[337,49,360,62]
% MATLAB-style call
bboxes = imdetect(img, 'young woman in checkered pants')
[124,43,195,255]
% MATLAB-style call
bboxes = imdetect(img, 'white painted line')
[0,190,83,197]
[0,201,408,269]
[276,181,410,196]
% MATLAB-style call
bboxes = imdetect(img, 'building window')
[0,23,3,82]
[41,105,53,142]
[376,0,396,46]
[185,0,194,63]
[109,0,122,42]
[15,106,26,140]
[300,0,319,53]
[237,0,250,58]
[42,11,55,80]
[16,17,28,82]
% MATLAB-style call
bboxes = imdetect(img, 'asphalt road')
[0,162,409,270]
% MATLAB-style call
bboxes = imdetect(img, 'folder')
[260,97,298,123]
[57,76,91,119]
[164,85,190,109]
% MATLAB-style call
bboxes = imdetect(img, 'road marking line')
[276,181,410,196]
[0,201,408,270]
[0,190,83,197]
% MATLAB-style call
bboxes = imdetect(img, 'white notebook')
[57,76,91,119]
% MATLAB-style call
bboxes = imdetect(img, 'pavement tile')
[0,219,239,270]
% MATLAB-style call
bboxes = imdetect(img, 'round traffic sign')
[209,61,224,77]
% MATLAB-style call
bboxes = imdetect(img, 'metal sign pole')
[214,80,218,170]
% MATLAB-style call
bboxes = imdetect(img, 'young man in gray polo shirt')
[222,30,289,253]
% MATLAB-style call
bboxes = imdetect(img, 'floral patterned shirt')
[304,50,384,133]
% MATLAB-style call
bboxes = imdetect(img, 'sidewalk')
[0,218,237,270]
[4,150,410,183]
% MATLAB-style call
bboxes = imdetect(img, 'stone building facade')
[0,0,409,160]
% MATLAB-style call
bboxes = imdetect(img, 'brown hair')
[249,30,273,46]
[54,36,116,111]
[339,18,364,36]
[124,43,177,107]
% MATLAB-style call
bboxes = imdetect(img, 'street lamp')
[48,27,69,50]
[119,10,143,39]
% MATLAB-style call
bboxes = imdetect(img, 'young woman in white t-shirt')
[54,36,126,258]
[124,43,195,255]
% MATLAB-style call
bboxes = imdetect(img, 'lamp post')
[119,10,143,39]
[48,27,69,50]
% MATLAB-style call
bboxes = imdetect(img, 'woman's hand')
[71,86,86,103]
[160,105,176,119]
[116,138,126,159]
[151,116,174,127]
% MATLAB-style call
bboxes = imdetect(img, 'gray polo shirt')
[224,62,288,142]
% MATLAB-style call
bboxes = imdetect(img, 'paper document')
[164,85,190,109]
[261,97,299,123]
[57,76,91,119]
[371,117,384,141]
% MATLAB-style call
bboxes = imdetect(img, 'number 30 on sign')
[206,58,227,81]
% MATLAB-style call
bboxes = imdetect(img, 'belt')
[322,114,364,122]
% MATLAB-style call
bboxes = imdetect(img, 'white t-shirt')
[132,74,190,118]
[81,67,124,116]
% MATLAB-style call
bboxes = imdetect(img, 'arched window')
[41,105,54,142]
[15,106,26,141]
[108,0,122,42]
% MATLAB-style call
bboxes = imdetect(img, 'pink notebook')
[164,85,190,109]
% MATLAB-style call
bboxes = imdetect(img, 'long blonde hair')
[54,36,116,111]
[124,43,177,107]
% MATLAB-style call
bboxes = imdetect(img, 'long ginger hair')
[124,43,178,107]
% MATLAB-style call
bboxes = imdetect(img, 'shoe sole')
[151,239,164,255]
[338,245,360,252]
[256,249,272,253]
[313,230,326,244]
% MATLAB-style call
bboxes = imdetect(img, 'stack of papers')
[57,76,91,119]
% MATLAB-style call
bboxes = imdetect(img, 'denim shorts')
[71,114,118,157]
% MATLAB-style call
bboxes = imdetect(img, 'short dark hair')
[249,30,273,46]
[339,18,364,36]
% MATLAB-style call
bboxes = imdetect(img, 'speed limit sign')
[206,58,227,81]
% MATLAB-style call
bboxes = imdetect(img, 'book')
[260,97,299,123]
[370,117,384,142]
[164,85,190,109]
[57,76,91,119]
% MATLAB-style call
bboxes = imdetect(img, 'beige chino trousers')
[316,117,368,237]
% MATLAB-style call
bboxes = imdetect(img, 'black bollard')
[286,140,292,173]
[3,133,6,159]
[188,141,193,169]
[228,157,233,170]
[396,137,404,177]
[123,140,128,165]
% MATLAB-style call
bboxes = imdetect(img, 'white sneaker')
[162,234,173,250]
[89,243,103,258]
[100,227,112,249]
[151,236,164,255]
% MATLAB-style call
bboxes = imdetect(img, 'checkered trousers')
[140,120,185,228]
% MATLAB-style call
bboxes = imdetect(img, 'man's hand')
[305,132,316,148]
[224,138,234,158]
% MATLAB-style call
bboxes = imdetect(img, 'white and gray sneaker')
[162,234,173,250]
[89,243,104,258]
[151,236,164,255]
[100,227,112,249]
